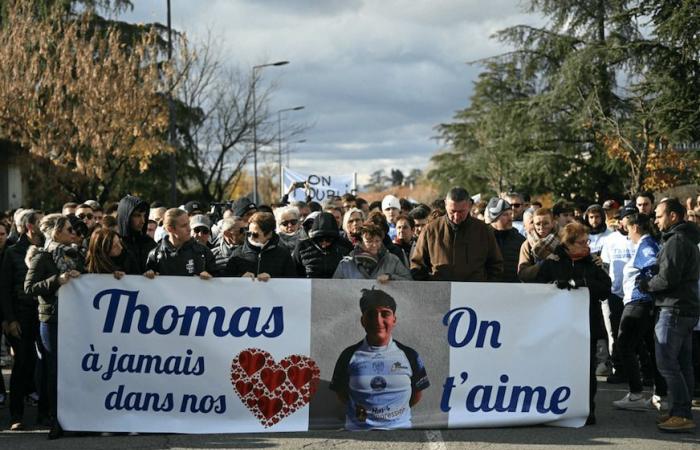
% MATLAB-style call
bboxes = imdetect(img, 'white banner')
[58,275,312,433]
[282,167,355,202]
[445,283,589,428]
[58,276,589,433]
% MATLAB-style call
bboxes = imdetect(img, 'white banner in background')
[282,167,355,202]
[58,277,589,433]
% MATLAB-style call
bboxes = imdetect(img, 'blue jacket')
[622,235,659,304]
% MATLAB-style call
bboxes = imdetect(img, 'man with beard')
[330,288,429,430]
[641,198,700,432]
[585,204,613,255]
[117,195,157,275]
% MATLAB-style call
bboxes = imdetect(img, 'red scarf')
[567,247,590,261]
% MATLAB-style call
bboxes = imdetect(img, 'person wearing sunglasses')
[531,221,612,426]
[223,212,295,281]
[25,214,85,439]
[292,211,352,279]
[145,208,216,279]
[486,198,525,283]
[75,203,97,236]
[505,192,527,236]
[190,214,213,248]
[274,206,303,253]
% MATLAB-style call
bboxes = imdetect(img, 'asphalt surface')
[0,372,698,450]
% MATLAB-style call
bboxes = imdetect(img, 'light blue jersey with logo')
[330,338,429,430]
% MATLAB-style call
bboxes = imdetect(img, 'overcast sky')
[120,1,540,184]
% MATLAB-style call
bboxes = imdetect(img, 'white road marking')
[425,429,447,450]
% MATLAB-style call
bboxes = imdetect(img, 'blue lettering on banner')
[92,289,284,338]
[440,372,571,415]
[443,307,502,348]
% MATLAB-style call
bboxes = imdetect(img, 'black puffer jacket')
[24,245,85,323]
[292,212,352,278]
[646,221,700,315]
[0,234,38,322]
[117,195,157,274]
[224,234,296,278]
[535,245,612,339]
[146,237,217,276]
[493,228,526,283]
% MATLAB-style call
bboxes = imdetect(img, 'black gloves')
[555,279,572,290]
[639,278,649,292]
[555,279,584,290]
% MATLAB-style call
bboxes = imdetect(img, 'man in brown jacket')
[411,187,503,281]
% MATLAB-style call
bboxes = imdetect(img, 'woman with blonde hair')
[25,213,84,439]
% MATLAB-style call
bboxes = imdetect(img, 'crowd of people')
[0,185,699,438]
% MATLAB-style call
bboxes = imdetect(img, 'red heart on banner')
[230,348,321,428]
[287,366,314,390]
[281,390,298,406]
[257,396,283,419]
[238,350,266,376]
[235,381,253,397]
[260,368,286,393]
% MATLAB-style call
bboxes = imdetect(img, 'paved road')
[0,376,698,449]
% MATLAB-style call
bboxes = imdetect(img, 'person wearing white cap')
[382,195,401,240]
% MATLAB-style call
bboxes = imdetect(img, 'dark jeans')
[608,294,625,372]
[589,339,597,418]
[617,301,665,395]
[5,314,39,422]
[654,308,699,419]
[39,322,58,424]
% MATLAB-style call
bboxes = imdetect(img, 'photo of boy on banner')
[329,288,430,430]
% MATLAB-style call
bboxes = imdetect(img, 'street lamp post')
[287,140,306,167]
[166,0,177,206]
[277,106,305,198]
[252,61,289,204]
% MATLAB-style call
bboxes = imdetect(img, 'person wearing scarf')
[275,206,304,253]
[333,222,411,282]
[342,208,365,246]
[24,214,85,440]
[518,208,560,282]
[532,222,612,426]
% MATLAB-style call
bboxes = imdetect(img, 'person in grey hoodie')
[333,222,412,282]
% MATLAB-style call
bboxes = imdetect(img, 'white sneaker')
[613,392,647,411]
[645,394,668,412]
